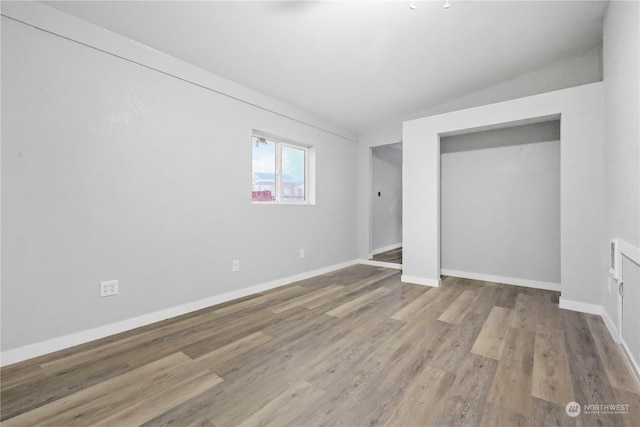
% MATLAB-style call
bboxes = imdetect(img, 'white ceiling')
[46,1,607,135]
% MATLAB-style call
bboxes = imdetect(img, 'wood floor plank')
[367,317,452,365]
[371,247,403,264]
[471,305,513,360]
[532,325,574,406]
[269,284,343,313]
[495,285,520,309]
[2,265,637,427]
[195,331,274,369]
[481,402,527,427]
[528,397,576,427]
[432,353,499,426]
[185,418,216,427]
[304,317,406,392]
[1,357,132,421]
[394,284,464,325]
[0,364,45,391]
[179,308,277,360]
[302,269,397,310]
[37,308,220,376]
[472,285,503,316]
[612,386,640,427]
[93,371,222,427]
[383,364,455,427]
[536,292,563,330]
[325,286,391,317]
[488,327,536,416]
[236,380,324,427]
[561,310,626,427]
[332,351,431,426]
[390,287,437,322]
[359,282,427,319]
[586,314,640,394]
[204,341,341,427]
[258,306,341,341]
[208,309,403,426]
[437,289,479,324]
[213,285,306,315]
[2,352,217,427]
[510,293,540,331]
[140,386,221,427]
[429,313,487,373]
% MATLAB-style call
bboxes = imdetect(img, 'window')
[251,132,312,203]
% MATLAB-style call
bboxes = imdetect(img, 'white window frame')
[252,131,314,205]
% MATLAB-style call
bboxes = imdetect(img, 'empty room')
[1,1,639,426]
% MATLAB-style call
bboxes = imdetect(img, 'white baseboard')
[0,259,359,367]
[371,243,402,256]
[620,338,640,391]
[558,297,602,315]
[441,269,560,291]
[401,275,440,287]
[600,307,619,341]
[358,259,402,270]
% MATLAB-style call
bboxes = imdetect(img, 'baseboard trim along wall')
[371,243,402,256]
[600,307,619,340]
[401,275,441,287]
[620,337,640,390]
[359,259,402,270]
[441,269,561,292]
[0,259,360,367]
[558,297,602,315]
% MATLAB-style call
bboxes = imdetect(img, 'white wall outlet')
[299,249,305,259]
[100,280,118,297]
[232,259,240,272]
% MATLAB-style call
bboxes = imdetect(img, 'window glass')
[252,136,276,201]
[252,133,310,203]
[281,145,305,200]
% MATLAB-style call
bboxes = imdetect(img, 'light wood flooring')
[371,247,402,264]
[1,265,638,426]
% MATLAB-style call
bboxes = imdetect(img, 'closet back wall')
[440,121,561,286]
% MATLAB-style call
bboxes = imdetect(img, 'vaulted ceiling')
[46,1,608,135]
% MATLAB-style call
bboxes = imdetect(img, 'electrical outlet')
[299,249,305,259]
[100,280,118,297]
[232,259,240,272]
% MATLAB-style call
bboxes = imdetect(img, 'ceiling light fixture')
[444,0,451,9]
[409,0,416,10]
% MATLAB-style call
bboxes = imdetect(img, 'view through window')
[252,134,307,203]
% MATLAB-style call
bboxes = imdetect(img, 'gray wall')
[602,1,640,364]
[440,122,560,284]
[371,144,402,253]
[1,6,358,352]
[402,83,604,299]
[357,47,603,261]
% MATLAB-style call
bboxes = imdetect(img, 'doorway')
[369,143,403,266]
